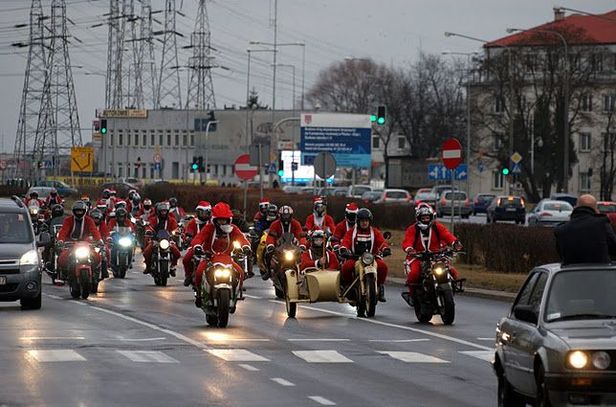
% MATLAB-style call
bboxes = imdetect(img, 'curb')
[387,277,516,302]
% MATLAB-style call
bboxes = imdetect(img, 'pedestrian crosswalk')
[23,347,494,366]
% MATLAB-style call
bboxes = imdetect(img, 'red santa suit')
[44,195,63,207]
[266,219,305,247]
[332,220,353,249]
[142,216,181,268]
[340,225,389,285]
[107,218,135,232]
[304,213,336,234]
[57,216,102,271]
[300,248,339,271]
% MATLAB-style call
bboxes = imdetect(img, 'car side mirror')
[513,304,538,325]
[37,232,51,248]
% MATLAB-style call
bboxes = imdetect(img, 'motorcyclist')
[253,198,270,222]
[96,199,108,216]
[254,203,278,236]
[332,203,359,250]
[168,197,186,222]
[264,205,305,278]
[42,204,66,272]
[106,189,118,211]
[143,202,181,276]
[137,198,154,218]
[24,190,44,208]
[184,201,211,240]
[340,208,390,302]
[231,209,250,233]
[127,190,142,217]
[401,204,462,296]
[107,207,134,231]
[189,202,251,307]
[300,230,339,271]
[304,197,336,234]
[56,201,102,280]
[89,208,110,279]
[45,188,63,208]
[80,194,91,212]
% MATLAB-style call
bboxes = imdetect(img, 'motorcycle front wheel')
[414,292,432,323]
[80,269,91,300]
[217,289,230,328]
[440,289,455,325]
[69,278,81,299]
[365,274,377,318]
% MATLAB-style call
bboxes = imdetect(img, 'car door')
[500,271,539,391]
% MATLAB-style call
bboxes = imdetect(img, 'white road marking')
[271,377,295,387]
[288,338,350,342]
[476,337,495,341]
[238,364,260,371]
[243,294,263,299]
[459,350,494,363]
[378,351,449,364]
[117,350,179,363]
[292,350,353,363]
[206,349,270,362]
[210,338,271,342]
[26,350,86,362]
[269,300,491,351]
[20,336,86,341]
[368,339,430,343]
[118,337,167,342]
[46,294,62,300]
[308,396,336,406]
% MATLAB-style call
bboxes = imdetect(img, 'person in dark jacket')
[554,194,616,264]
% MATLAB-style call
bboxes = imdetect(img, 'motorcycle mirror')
[383,231,392,240]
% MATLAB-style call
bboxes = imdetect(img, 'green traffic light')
[370,115,377,122]
[101,127,107,134]
[191,164,199,170]
[502,168,510,176]
[377,117,385,125]
[277,170,284,177]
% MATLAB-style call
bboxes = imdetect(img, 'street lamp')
[204,119,218,184]
[507,27,570,192]
[246,48,276,148]
[271,63,296,111]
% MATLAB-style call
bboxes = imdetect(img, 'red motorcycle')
[58,241,101,300]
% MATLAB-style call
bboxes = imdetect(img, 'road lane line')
[368,339,430,343]
[26,350,86,362]
[476,337,495,341]
[378,351,449,364]
[268,300,491,351]
[459,350,494,363]
[288,338,350,342]
[117,350,179,363]
[243,294,263,299]
[271,378,295,387]
[20,336,86,340]
[118,337,167,342]
[238,364,260,371]
[206,349,270,362]
[46,294,62,300]
[292,350,353,363]
[308,396,336,406]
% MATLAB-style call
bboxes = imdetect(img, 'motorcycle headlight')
[75,246,90,259]
[118,237,132,247]
[361,252,374,265]
[284,250,295,262]
[214,268,232,281]
[433,266,445,276]
[20,249,39,266]
[29,207,39,216]
[592,351,611,370]
[233,241,241,250]
[568,351,589,369]
[159,239,170,250]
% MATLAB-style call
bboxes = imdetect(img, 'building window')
[372,137,380,149]
[109,133,114,146]
[492,133,505,151]
[494,95,505,113]
[159,134,163,145]
[591,53,604,72]
[142,166,146,179]
[604,94,616,112]
[150,164,155,179]
[167,134,171,146]
[175,134,179,146]
[127,133,131,146]
[119,134,123,146]
[493,170,504,190]
[142,134,147,146]
[580,94,593,112]
[397,136,405,149]
[190,135,195,146]
[118,163,123,178]
[150,134,154,145]
[183,134,187,145]
[579,171,592,192]
[603,133,616,152]
[194,119,201,131]
[579,133,591,152]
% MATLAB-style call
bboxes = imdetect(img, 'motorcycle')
[135,215,150,250]
[28,203,46,235]
[58,240,101,299]
[44,223,64,284]
[401,249,465,325]
[178,215,194,250]
[147,229,173,287]
[109,226,134,279]
[267,233,301,299]
[193,241,247,328]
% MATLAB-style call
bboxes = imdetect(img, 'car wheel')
[21,291,42,310]
[535,364,552,407]
[497,369,525,407]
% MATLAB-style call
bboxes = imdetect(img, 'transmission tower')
[122,0,140,108]
[105,0,125,108]
[136,0,157,108]
[157,0,182,109]
[34,0,82,164]
[185,0,216,109]
[13,0,47,178]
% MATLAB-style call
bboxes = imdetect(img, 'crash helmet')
[415,205,435,231]
[49,188,58,197]
[72,200,88,220]
[29,190,39,199]
[89,208,104,224]
[128,189,137,200]
[142,198,152,211]
[109,189,117,197]
[313,196,326,216]
[96,199,107,213]
[310,230,326,249]
[265,204,278,222]
[196,201,212,222]
[168,197,178,208]
[279,205,294,225]
[258,198,270,213]
[51,204,64,218]
[356,208,373,229]
[115,207,128,223]
[102,188,111,199]
[115,200,127,210]
[212,202,234,234]
[344,202,359,225]
[156,202,170,219]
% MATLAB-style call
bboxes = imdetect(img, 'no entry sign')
[234,154,258,181]
[441,138,463,170]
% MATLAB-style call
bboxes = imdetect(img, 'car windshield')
[598,204,616,213]
[0,212,33,243]
[499,197,522,206]
[543,202,572,211]
[386,191,407,199]
[444,192,466,201]
[415,192,435,200]
[545,269,616,322]
[352,186,371,195]
[479,195,496,202]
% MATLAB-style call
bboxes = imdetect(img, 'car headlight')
[75,246,90,259]
[118,237,132,247]
[592,351,611,370]
[214,268,231,280]
[20,249,39,266]
[159,239,170,250]
[361,252,374,265]
[284,250,295,262]
[568,351,589,369]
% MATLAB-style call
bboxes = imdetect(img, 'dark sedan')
[486,195,526,224]
[472,193,496,215]
[494,264,616,406]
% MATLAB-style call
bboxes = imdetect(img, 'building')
[468,8,616,201]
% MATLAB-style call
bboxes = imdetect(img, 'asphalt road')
[0,254,513,407]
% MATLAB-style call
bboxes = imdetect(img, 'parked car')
[494,263,616,407]
[35,180,78,197]
[100,182,139,198]
[347,185,373,198]
[528,199,573,227]
[0,197,45,310]
[430,184,459,199]
[472,193,497,215]
[435,190,472,218]
[597,201,616,225]
[282,185,302,194]
[361,190,384,204]
[550,193,578,207]
[486,195,526,224]
[118,177,145,190]
[412,188,437,208]
[377,189,413,204]
[26,186,56,200]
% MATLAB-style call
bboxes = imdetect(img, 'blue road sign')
[511,163,522,174]
[478,161,485,173]
[154,162,161,171]
[428,164,468,180]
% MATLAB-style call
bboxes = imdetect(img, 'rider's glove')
[453,240,463,251]
[242,246,252,256]
[405,247,416,256]
[382,247,392,257]
[266,244,275,254]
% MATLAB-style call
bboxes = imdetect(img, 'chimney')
[553,7,565,21]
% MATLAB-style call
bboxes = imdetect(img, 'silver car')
[528,199,573,227]
[494,264,616,406]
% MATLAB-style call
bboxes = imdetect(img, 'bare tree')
[598,106,616,200]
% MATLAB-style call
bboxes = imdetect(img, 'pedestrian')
[554,194,616,264]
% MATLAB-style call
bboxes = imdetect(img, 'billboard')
[300,113,371,168]
[280,151,333,184]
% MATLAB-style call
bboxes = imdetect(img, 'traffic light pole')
[204,119,218,184]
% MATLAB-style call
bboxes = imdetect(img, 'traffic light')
[191,156,199,172]
[100,119,108,135]
[376,105,386,125]
[370,114,377,123]
[197,156,204,173]
[207,110,217,131]
[278,155,284,177]
[501,167,510,176]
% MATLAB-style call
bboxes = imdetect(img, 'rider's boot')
[169,266,176,277]
[194,287,202,308]
[378,284,386,302]
[183,273,192,287]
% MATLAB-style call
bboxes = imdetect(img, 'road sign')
[291,162,298,171]
[154,162,161,171]
[510,152,523,164]
[478,161,485,173]
[313,152,336,179]
[0,160,6,170]
[153,153,161,163]
[70,147,94,173]
[441,138,463,170]
[234,154,258,181]
[428,164,468,181]
[511,163,522,174]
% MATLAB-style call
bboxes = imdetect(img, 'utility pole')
[105,0,124,108]
[185,0,216,109]
[157,0,182,109]
[137,0,157,108]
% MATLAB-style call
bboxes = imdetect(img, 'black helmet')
[169,197,178,207]
[156,202,170,218]
[356,208,373,223]
[310,230,325,247]
[90,208,104,224]
[72,200,88,220]
[51,204,64,218]
[29,190,39,198]
[266,204,278,222]
[115,207,128,220]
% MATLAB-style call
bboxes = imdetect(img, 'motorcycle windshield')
[156,230,170,240]
[115,226,132,236]
[277,232,296,247]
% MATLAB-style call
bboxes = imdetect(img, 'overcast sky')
[0,0,612,153]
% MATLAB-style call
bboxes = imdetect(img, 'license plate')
[506,207,517,212]
[0,276,6,285]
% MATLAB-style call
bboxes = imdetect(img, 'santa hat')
[259,198,270,204]
[345,202,359,213]
[196,201,211,211]
[313,196,324,204]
